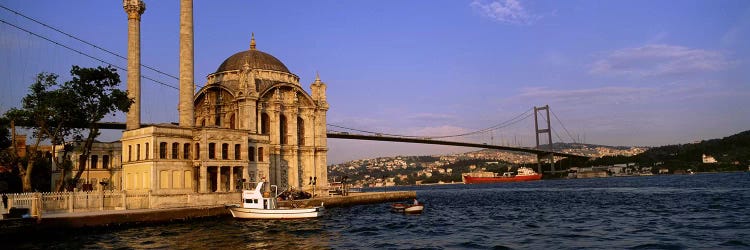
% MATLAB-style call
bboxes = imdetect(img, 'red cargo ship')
[462,167,542,184]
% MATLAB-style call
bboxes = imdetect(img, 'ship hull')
[462,174,542,184]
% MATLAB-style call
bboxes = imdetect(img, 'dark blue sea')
[9,172,750,249]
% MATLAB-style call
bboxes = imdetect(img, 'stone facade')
[120,0,328,195]
[51,142,123,191]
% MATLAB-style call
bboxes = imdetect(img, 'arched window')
[128,145,132,162]
[145,143,149,159]
[183,143,191,159]
[159,142,167,159]
[172,142,180,159]
[258,147,264,162]
[136,144,141,160]
[234,144,241,160]
[261,113,270,134]
[297,117,305,146]
[230,114,236,129]
[258,147,263,161]
[208,143,216,159]
[195,143,201,160]
[280,114,287,145]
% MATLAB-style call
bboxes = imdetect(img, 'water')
[7,172,750,249]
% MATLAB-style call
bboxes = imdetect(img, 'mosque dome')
[214,34,290,73]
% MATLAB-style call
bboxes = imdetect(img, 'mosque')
[119,0,329,195]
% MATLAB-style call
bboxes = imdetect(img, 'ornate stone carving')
[123,0,146,19]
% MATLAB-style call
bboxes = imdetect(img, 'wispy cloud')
[470,0,538,25]
[590,44,730,77]
[518,86,657,105]
[407,113,456,123]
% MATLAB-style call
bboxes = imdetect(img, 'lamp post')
[99,181,108,210]
[342,175,348,196]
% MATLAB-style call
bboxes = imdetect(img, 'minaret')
[179,0,194,127]
[123,0,145,130]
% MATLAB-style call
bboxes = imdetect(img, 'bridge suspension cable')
[328,108,534,140]
[551,110,577,144]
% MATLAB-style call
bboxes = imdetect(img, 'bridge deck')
[327,133,586,158]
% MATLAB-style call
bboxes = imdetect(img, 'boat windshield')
[242,182,261,190]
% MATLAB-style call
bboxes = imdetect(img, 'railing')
[2,190,241,218]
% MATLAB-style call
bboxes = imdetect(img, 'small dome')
[215,49,290,73]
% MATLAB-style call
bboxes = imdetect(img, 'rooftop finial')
[315,71,320,82]
[250,32,256,50]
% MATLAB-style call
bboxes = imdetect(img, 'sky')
[1,0,749,164]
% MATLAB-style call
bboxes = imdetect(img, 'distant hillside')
[634,130,750,167]
[570,130,750,172]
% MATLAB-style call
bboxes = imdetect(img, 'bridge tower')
[534,105,554,175]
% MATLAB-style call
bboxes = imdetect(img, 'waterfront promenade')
[0,191,416,233]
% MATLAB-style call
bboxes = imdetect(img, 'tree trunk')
[22,158,34,192]
[72,128,98,187]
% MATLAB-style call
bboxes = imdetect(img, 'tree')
[3,65,131,192]
[63,66,131,191]
[0,117,10,149]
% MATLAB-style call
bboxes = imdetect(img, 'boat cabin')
[241,181,278,210]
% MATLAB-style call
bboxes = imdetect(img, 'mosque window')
[261,113,270,134]
[297,117,305,146]
[160,142,167,159]
[172,143,180,159]
[235,144,241,160]
[184,143,191,159]
[258,147,264,162]
[195,143,201,160]
[136,144,141,160]
[91,155,98,169]
[222,143,229,160]
[128,145,132,162]
[230,114,236,129]
[103,155,110,169]
[145,143,149,159]
[280,115,288,145]
[209,143,216,159]
[79,155,87,169]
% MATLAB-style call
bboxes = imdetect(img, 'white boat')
[391,200,424,214]
[226,181,324,219]
[404,204,424,214]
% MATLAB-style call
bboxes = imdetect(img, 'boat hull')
[391,203,424,214]
[404,205,424,214]
[462,174,542,184]
[227,206,324,219]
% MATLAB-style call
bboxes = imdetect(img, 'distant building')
[51,141,122,191]
[702,154,717,164]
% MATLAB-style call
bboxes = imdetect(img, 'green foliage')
[0,117,10,149]
[1,65,132,192]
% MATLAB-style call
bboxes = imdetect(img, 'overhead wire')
[0,4,203,88]
[0,18,178,90]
